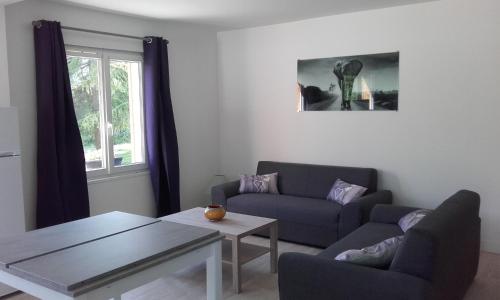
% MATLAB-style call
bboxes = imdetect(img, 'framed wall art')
[297,52,399,111]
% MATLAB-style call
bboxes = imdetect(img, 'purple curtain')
[143,37,180,217]
[34,20,90,228]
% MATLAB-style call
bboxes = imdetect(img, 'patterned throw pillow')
[239,175,270,194]
[398,209,431,232]
[327,179,368,205]
[335,236,405,267]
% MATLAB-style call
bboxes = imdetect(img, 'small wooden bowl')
[204,205,226,222]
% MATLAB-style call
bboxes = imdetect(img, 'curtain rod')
[32,20,169,44]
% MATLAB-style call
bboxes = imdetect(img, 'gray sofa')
[278,190,481,300]
[212,161,392,248]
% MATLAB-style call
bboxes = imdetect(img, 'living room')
[0,0,498,299]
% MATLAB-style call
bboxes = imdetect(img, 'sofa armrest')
[370,204,421,224]
[211,180,240,207]
[339,190,393,238]
[278,252,432,300]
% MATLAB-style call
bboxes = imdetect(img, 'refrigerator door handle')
[0,152,17,158]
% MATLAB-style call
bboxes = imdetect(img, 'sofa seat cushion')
[276,195,341,228]
[319,222,403,260]
[226,193,279,219]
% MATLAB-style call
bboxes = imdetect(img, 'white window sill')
[87,170,150,185]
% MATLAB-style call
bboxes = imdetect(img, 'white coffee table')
[161,208,278,293]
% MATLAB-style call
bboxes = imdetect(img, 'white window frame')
[66,45,148,179]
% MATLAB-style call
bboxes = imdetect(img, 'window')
[66,46,146,177]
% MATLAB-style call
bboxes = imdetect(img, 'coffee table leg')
[270,223,278,273]
[232,237,241,293]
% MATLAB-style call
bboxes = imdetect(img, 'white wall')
[5,0,220,229]
[218,0,500,252]
[0,5,10,107]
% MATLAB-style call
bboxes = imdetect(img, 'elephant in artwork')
[333,60,363,110]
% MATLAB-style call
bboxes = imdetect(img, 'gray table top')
[0,212,222,296]
[0,211,158,268]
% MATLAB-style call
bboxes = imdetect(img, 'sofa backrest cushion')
[389,190,480,298]
[256,161,377,199]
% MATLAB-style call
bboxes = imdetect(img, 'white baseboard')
[481,239,500,254]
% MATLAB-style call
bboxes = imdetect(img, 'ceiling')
[52,0,434,29]
[0,0,23,5]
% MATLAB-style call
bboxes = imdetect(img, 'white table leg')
[206,240,222,300]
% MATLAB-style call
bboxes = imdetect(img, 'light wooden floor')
[3,236,500,300]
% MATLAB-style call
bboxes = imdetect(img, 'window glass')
[110,60,145,167]
[67,55,104,171]
[66,47,146,176]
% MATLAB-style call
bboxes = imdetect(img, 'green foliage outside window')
[67,57,132,165]
[110,61,131,146]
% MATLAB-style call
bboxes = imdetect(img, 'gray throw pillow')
[261,172,279,194]
[398,209,431,232]
[327,179,368,205]
[335,236,405,267]
[239,174,270,194]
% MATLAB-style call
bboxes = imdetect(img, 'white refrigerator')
[0,107,26,296]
